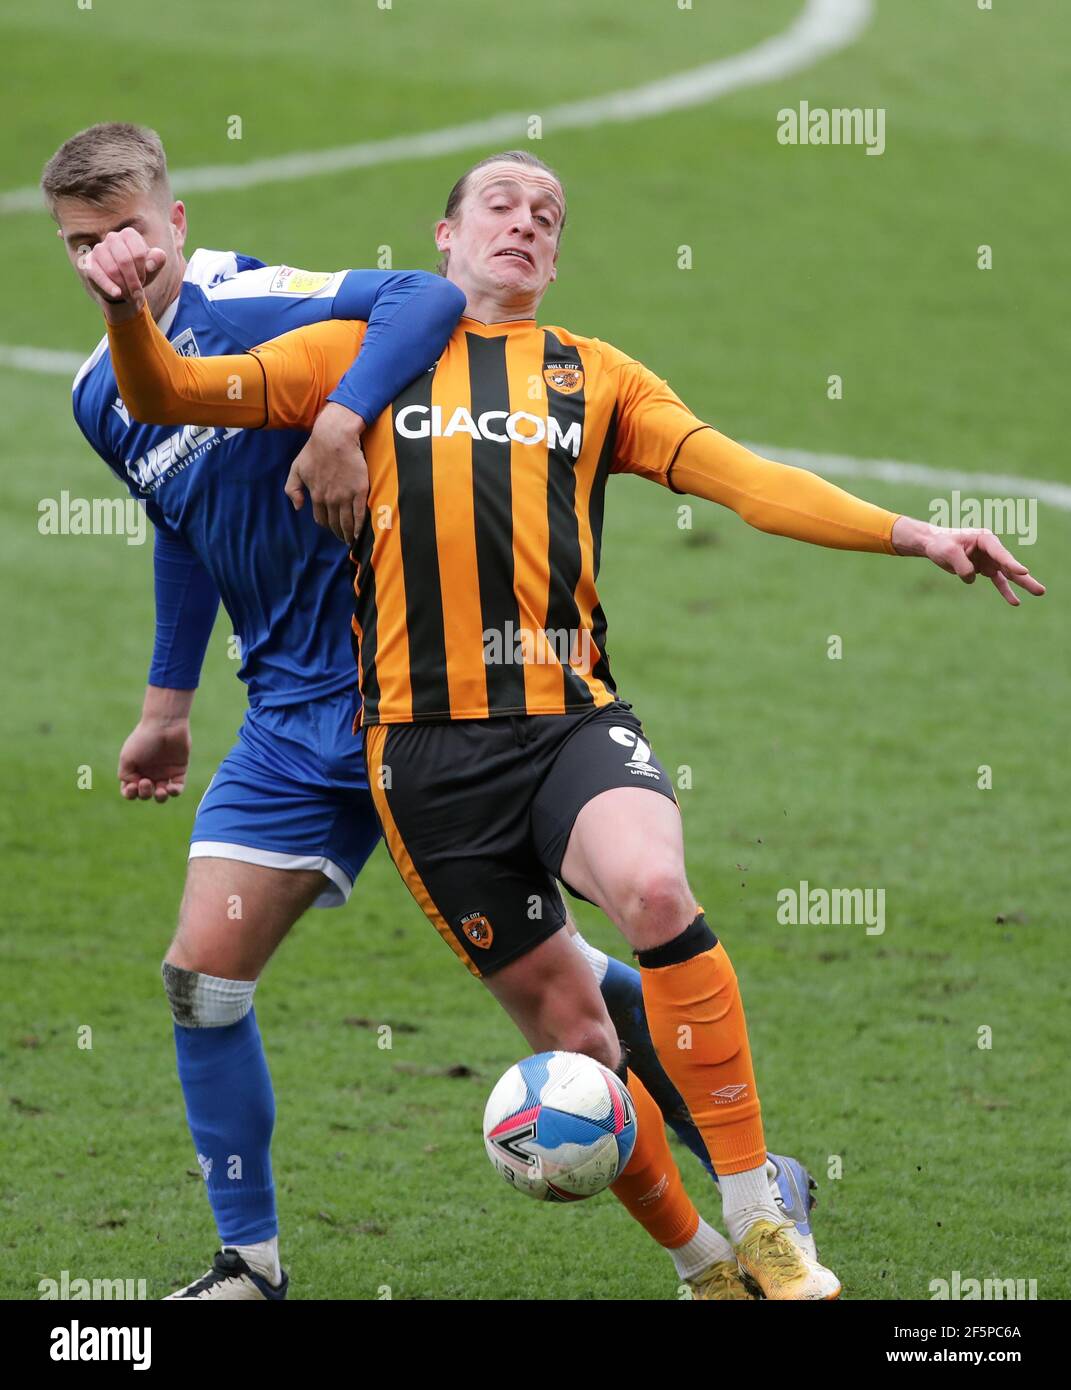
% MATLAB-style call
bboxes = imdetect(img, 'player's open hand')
[285,402,370,546]
[891,517,1045,606]
[118,716,191,803]
[82,228,166,321]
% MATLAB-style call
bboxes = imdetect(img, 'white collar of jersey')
[157,248,241,337]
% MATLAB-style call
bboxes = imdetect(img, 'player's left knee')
[161,961,256,1028]
[617,863,692,939]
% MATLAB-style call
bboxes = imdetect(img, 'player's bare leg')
[560,787,840,1300]
[484,930,754,1298]
[482,926,619,1068]
[161,857,326,1301]
[166,856,324,978]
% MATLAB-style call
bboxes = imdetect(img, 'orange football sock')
[639,924,767,1176]
[609,1069,700,1249]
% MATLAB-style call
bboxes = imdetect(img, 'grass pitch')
[0,0,1067,1300]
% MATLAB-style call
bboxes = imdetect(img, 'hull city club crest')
[543,361,584,395]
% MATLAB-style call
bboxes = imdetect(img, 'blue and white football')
[483,1051,638,1201]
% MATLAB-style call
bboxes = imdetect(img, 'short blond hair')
[40,122,171,219]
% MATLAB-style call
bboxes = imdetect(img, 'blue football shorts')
[189,686,382,908]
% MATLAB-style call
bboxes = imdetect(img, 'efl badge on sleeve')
[270,266,335,296]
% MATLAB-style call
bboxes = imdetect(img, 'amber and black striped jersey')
[107,308,900,727]
[328,318,675,725]
[252,314,718,724]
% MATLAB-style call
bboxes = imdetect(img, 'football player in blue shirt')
[46,121,464,1299]
[47,122,818,1300]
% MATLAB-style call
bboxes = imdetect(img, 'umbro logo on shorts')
[608,726,662,780]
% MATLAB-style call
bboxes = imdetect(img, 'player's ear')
[434,217,452,253]
[170,200,188,253]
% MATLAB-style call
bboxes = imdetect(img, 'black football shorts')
[362,701,677,977]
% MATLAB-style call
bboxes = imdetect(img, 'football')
[483,1051,638,1202]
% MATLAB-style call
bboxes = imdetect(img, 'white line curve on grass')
[0,344,87,375]
[0,0,873,214]
[9,5,1057,511]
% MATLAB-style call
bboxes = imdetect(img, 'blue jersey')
[72,248,462,707]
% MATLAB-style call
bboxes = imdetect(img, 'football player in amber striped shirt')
[98,151,1043,1300]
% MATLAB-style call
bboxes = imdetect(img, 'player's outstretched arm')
[104,301,364,434]
[611,357,1044,606]
[85,228,366,432]
[84,227,455,542]
[84,228,264,424]
[106,297,372,549]
[104,300,268,428]
[669,430,1044,606]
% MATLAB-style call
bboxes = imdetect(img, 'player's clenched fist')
[81,227,166,319]
[285,402,371,546]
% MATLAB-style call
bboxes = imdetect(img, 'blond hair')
[437,150,566,274]
[41,122,171,219]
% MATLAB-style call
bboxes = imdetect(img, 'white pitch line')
[0,344,85,375]
[6,4,1059,511]
[0,0,873,214]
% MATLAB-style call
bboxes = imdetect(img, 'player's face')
[53,191,187,320]
[437,163,563,310]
